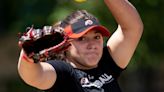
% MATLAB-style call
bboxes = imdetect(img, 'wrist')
[20,50,35,63]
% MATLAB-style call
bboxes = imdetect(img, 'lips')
[85,52,99,57]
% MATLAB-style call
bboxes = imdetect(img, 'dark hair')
[61,10,99,28]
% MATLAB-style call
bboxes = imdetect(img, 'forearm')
[18,50,57,89]
[17,50,43,86]
[104,0,143,30]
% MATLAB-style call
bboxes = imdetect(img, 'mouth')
[86,52,99,57]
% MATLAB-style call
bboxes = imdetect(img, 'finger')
[31,29,43,40]
[43,26,53,36]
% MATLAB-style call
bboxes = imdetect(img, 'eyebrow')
[94,30,102,34]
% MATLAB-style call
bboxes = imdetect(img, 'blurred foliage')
[0,0,164,92]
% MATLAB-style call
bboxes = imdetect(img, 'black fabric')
[45,46,124,92]
[45,60,84,92]
[71,18,100,34]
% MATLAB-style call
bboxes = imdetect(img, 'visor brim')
[68,25,110,38]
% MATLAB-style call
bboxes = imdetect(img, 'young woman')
[17,0,143,92]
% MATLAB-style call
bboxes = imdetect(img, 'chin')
[86,64,98,69]
[86,61,99,68]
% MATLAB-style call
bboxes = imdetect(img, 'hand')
[18,25,70,62]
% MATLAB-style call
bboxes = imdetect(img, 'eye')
[77,37,86,41]
[94,35,102,40]
[95,35,100,39]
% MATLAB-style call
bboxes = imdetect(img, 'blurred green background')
[0,0,164,92]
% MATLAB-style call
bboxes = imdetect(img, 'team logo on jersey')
[80,73,114,92]
[75,69,114,92]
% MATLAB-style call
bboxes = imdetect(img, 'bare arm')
[17,50,56,90]
[104,0,143,68]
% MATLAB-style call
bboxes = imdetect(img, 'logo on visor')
[85,20,93,26]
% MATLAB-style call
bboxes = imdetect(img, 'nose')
[87,40,97,50]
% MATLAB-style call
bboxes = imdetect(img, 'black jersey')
[45,47,124,92]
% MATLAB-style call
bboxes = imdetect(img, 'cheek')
[68,44,82,57]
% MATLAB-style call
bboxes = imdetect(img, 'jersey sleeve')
[47,60,73,79]
[99,46,125,78]
[44,60,74,92]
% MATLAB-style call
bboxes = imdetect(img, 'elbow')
[138,20,144,33]
[135,18,144,34]
[129,19,144,36]
[136,21,144,38]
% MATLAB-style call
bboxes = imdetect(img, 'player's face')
[68,30,104,69]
